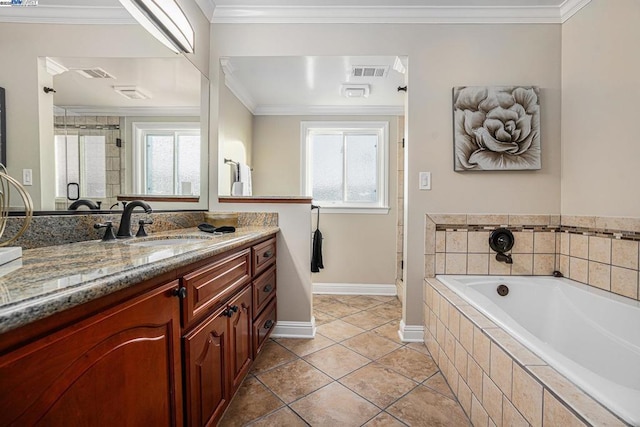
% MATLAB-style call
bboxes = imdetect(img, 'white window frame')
[132,122,201,195]
[301,121,389,214]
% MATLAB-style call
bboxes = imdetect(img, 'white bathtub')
[436,275,640,426]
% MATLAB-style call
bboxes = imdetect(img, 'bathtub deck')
[219,294,471,426]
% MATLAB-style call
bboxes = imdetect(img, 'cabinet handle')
[222,308,233,318]
[264,320,274,329]
[230,305,238,313]
[263,284,273,293]
[172,287,187,299]
[263,251,273,258]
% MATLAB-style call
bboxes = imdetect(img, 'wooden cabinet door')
[228,285,253,395]
[0,281,183,427]
[183,305,229,427]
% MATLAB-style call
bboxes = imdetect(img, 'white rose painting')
[453,86,541,171]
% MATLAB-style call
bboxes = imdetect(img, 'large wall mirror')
[48,55,209,212]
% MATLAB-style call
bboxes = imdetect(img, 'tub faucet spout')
[116,200,152,238]
[496,252,513,264]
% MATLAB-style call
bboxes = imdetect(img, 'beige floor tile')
[304,344,370,379]
[275,333,334,357]
[343,331,403,360]
[313,309,337,326]
[362,412,408,426]
[387,385,470,427]
[406,342,431,355]
[372,320,403,344]
[367,303,402,322]
[316,319,366,342]
[340,363,418,408]
[370,295,398,302]
[313,294,343,305]
[376,347,438,382]
[250,340,298,375]
[219,376,284,427]
[342,295,386,310]
[256,359,332,403]
[246,407,307,427]
[318,301,357,317]
[343,310,395,330]
[290,382,380,427]
[423,372,455,400]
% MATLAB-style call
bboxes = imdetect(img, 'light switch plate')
[22,169,33,186]
[419,172,431,190]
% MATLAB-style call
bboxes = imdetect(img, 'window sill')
[315,206,390,215]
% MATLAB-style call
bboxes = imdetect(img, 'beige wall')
[251,115,399,285]
[218,82,253,195]
[561,0,640,217]
[211,23,562,327]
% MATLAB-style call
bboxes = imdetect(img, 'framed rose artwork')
[452,86,540,171]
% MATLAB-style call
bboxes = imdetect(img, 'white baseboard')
[398,320,424,343]
[271,318,316,339]
[313,282,397,296]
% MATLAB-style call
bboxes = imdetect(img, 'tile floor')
[219,294,471,426]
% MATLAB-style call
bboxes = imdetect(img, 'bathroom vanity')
[0,227,278,426]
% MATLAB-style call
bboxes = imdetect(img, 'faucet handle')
[136,219,153,237]
[94,221,116,241]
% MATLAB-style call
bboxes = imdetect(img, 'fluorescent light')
[118,0,194,54]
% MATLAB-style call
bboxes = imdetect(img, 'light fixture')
[118,0,194,54]
[113,86,152,100]
[340,84,370,98]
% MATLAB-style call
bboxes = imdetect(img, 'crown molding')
[55,106,200,117]
[45,57,68,76]
[220,60,257,114]
[559,0,591,23]
[0,5,135,24]
[253,104,404,116]
[211,4,585,24]
[195,0,216,22]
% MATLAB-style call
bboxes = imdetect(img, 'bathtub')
[436,275,640,426]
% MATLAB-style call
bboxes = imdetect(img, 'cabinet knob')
[264,320,274,329]
[230,305,239,313]
[172,287,187,299]
[263,251,273,258]
[263,284,273,293]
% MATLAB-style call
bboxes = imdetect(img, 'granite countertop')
[0,226,279,335]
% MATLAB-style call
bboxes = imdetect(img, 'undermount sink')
[125,236,211,247]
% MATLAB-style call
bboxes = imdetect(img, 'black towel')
[311,206,324,272]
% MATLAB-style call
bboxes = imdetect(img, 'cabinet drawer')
[253,299,276,358]
[252,265,276,319]
[252,238,276,276]
[182,249,251,328]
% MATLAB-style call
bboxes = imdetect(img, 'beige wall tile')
[425,225,436,255]
[455,341,468,381]
[511,254,533,275]
[445,330,456,360]
[436,231,446,252]
[611,239,639,270]
[468,254,490,275]
[425,254,435,278]
[512,365,542,427]
[467,356,484,400]
[484,329,545,367]
[446,253,468,274]
[489,255,512,275]
[439,297,450,328]
[459,315,474,353]
[473,328,491,372]
[549,215,561,226]
[569,234,589,259]
[560,232,570,255]
[543,390,586,427]
[569,257,588,283]
[436,319,446,346]
[534,232,556,254]
[428,214,467,225]
[588,261,611,291]
[559,255,570,276]
[446,231,468,253]
[611,266,639,299]
[595,216,640,233]
[508,215,550,226]
[512,231,533,254]
[502,396,529,427]
[458,376,472,417]
[533,254,556,275]
[489,343,513,399]
[588,236,611,264]
[449,305,461,339]
[561,215,596,228]
[467,214,509,225]
[482,373,504,427]
[471,394,489,427]
[468,231,490,253]
[436,253,445,275]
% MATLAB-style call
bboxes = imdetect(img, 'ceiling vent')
[113,86,152,100]
[351,66,389,78]
[340,84,370,98]
[73,68,116,79]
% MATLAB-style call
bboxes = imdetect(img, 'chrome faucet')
[116,200,152,238]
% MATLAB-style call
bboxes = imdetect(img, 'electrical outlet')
[419,172,431,190]
[22,169,33,186]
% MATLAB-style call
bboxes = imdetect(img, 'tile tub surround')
[425,214,640,302]
[0,226,279,334]
[423,278,628,427]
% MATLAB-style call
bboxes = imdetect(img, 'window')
[302,121,389,213]
[133,123,201,196]
[55,134,106,199]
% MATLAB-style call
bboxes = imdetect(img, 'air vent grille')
[73,68,115,79]
[113,86,151,100]
[352,66,389,78]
